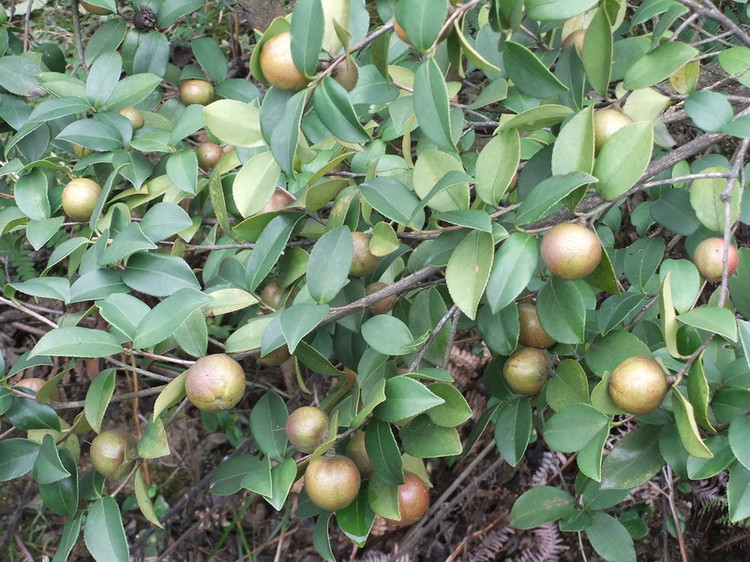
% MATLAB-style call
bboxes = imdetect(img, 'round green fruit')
[117,106,144,130]
[196,141,224,169]
[608,356,668,415]
[180,79,214,105]
[518,302,555,349]
[540,223,602,280]
[62,178,102,221]
[260,32,309,92]
[503,347,549,396]
[345,431,374,478]
[184,354,246,412]
[562,29,585,56]
[386,472,430,526]
[593,108,633,152]
[366,282,397,316]
[286,406,329,453]
[693,237,739,282]
[350,232,380,277]
[304,455,361,511]
[90,429,135,478]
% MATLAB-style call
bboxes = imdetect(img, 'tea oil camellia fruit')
[304,455,361,511]
[562,29,585,56]
[345,431,374,478]
[180,79,214,105]
[593,108,633,152]
[260,282,284,309]
[540,223,602,280]
[90,429,136,478]
[184,354,246,412]
[259,344,291,366]
[14,377,60,402]
[333,58,359,91]
[386,472,430,526]
[62,178,102,221]
[350,232,380,277]
[693,237,739,282]
[259,189,294,214]
[259,32,309,92]
[608,356,668,415]
[286,406,329,453]
[503,347,549,396]
[366,282,397,315]
[197,141,224,169]
[518,302,555,349]
[117,106,144,130]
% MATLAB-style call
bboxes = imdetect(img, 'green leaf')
[137,417,170,459]
[477,303,519,356]
[660,259,701,314]
[494,398,533,466]
[14,168,50,221]
[153,371,186,419]
[516,172,598,224]
[0,439,40,481]
[394,0,448,51]
[232,151,282,219]
[426,382,472,428]
[38,447,78,516]
[279,303,329,353]
[337,487,376,547]
[34,434,71,485]
[291,0,324,77]
[313,77,370,143]
[547,359,590,412]
[30,327,122,359]
[412,154,470,213]
[678,306,737,342]
[510,486,576,530]
[690,166,741,232]
[132,288,213,349]
[121,253,200,297]
[623,236,664,292]
[85,18,127,64]
[585,330,650,378]
[9,277,71,303]
[475,129,520,205]
[497,104,573,132]
[132,33,169,77]
[134,468,162,528]
[365,420,404,485]
[97,294,150,341]
[203,100,264,148]
[685,90,734,132]
[264,459,297,510]
[728,462,750,523]
[0,56,42,95]
[84,496,129,562]
[582,8,613,98]
[106,73,163,110]
[623,42,698,90]
[240,455,272,496]
[157,0,203,28]
[687,357,715,432]
[57,118,123,151]
[446,230,494,320]
[686,436,734,479]
[593,122,654,200]
[307,226,353,303]
[537,278,586,345]
[52,511,82,559]
[313,513,336,562]
[361,315,420,356]
[400,415,462,457]
[211,455,255,496]
[601,426,663,489]
[544,404,610,453]
[139,202,192,244]
[270,90,307,176]
[192,37,229,84]
[86,51,122,107]
[578,425,609,481]
[672,388,713,459]
[525,0,598,21]
[249,392,288,461]
[166,150,198,195]
[414,57,455,152]
[85,369,116,434]
[373,377,445,423]
[552,106,595,176]
[719,46,750,88]
[246,214,301,292]
[360,177,425,228]
[504,41,568,99]
[586,512,637,562]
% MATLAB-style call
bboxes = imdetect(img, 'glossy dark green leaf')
[672,388,713,459]
[537,278,586,345]
[623,42,698,90]
[85,18,127,65]
[314,77,370,143]
[401,414,462,458]
[337,487,376,547]
[0,438,40,481]
[374,377,444,423]
[547,359,590,412]
[240,456,273,496]
[475,129,520,205]
[582,8,613,97]
[585,331,650,378]
[414,57,455,152]
[29,327,122,359]
[601,426,663,489]
[728,462,750,522]
[446,230,494,320]
[84,496,129,562]
[516,172,598,224]
[246,214,302,292]
[38,447,77,518]
[544,404,610,453]
[687,435,734,479]
[192,37,228,84]
[360,177,424,228]
[578,425,609,481]
[477,303,519,356]
[623,236,664,292]
[86,51,122,107]
[34,433,70,485]
[494,398,533,466]
[394,0,449,51]
[84,369,116,434]
[137,417,170,459]
[291,0,324,77]
[365,419,404,485]
[552,106,594,176]
[264,459,297,510]
[504,41,568,99]
[510,486,576,529]
[497,104,574,132]
[678,306,737,342]
[279,303,329,353]
[271,90,307,175]
[690,167,741,232]
[57,118,123,151]
[157,0,203,28]
[313,513,336,562]
[121,253,200,297]
[52,512,82,562]
[426,382,472,427]
[307,226,353,303]
[594,122,654,200]
[586,512,636,562]
[210,455,255,496]
[361,315,420,356]
[166,150,198,195]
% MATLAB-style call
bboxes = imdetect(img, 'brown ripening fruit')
[260,344,291,366]
[345,431,374,478]
[392,17,411,44]
[286,406,329,453]
[386,472,430,526]
[503,347,549,396]
[608,356,668,415]
[540,223,602,280]
[593,109,633,153]
[333,58,359,91]
[562,29,585,56]
[14,378,60,402]
[180,79,214,105]
[259,32,309,92]
[90,430,135,477]
[117,106,144,130]
[260,190,294,214]
[260,282,284,309]
[62,178,102,221]
[693,237,740,282]
[197,142,224,169]
[350,232,380,277]
[518,302,555,349]
[80,1,114,15]
[366,282,397,315]
[304,455,361,511]
[184,354,246,412]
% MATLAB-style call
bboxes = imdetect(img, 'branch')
[676,0,750,48]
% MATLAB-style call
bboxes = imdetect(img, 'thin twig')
[408,304,459,372]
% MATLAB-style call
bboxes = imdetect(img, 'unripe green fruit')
[386,472,430,526]
[366,282,397,315]
[259,32,309,92]
[540,223,602,280]
[117,106,144,130]
[90,429,135,478]
[562,29,585,56]
[518,302,555,349]
[503,347,548,396]
[62,178,102,221]
[286,406,329,453]
[608,356,668,415]
[304,455,361,511]
[350,232,380,277]
[180,79,214,105]
[184,354,246,412]
[333,58,359,91]
[693,237,739,282]
[73,144,93,159]
[196,141,224,169]
[345,431,374,478]
[594,109,633,152]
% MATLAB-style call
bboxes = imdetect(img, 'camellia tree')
[2,0,750,560]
